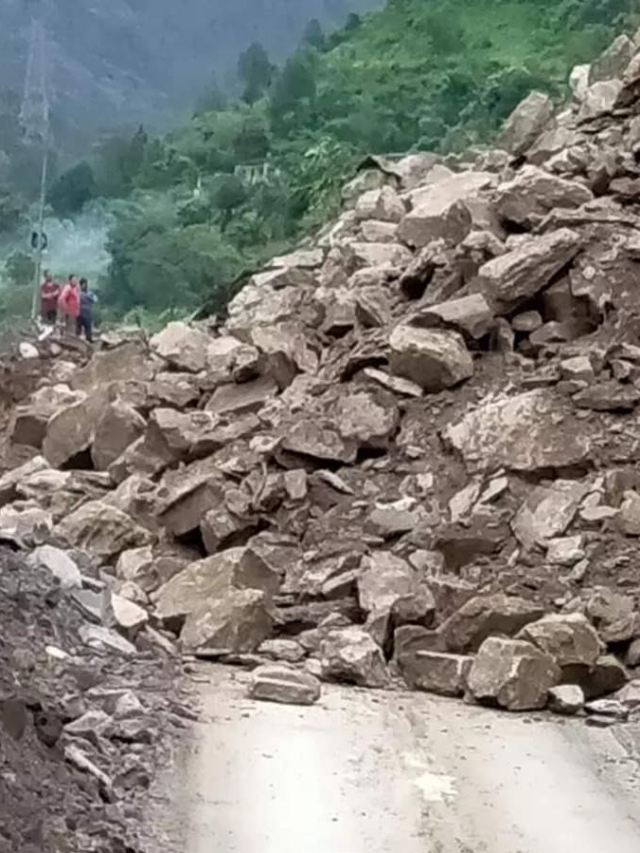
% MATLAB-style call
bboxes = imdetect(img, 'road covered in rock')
[6,27,640,850]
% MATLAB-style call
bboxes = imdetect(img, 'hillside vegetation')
[5,0,640,324]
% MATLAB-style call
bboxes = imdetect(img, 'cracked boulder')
[468,637,560,711]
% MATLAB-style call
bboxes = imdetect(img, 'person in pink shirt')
[58,274,80,335]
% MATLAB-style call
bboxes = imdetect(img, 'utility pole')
[20,7,51,320]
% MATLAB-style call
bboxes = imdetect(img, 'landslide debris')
[8,39,640,846]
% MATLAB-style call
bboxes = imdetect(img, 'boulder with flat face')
[248,664,321,706]
[43,386,109,469]
[355,186,406,223]
[398,172,494,248]
[468,637,560,711]
[493,166,593,226]
[498,91,555,157]
[180,587,274,652]
[512,479,589,549]
[150,321,214,373]
[154,546,280,625]
[517,614,602,672]
[439,593,545,653]
[11,385,83,448]
[412,294,494,341]
[444,389,591,474]
[334,389,399,449]
[357,552,419,647]
[54,500,152,563]
[320,626,390,688]
[281,419,357,464]
[476,229,581,313]
[401,651,473,697]
[389,326,473,392]
[91,400,146,471]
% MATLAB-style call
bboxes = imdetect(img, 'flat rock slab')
[248,664,321,706]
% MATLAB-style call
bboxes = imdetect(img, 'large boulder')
[589,35,636,84]
[444,389,591,474]
[43,387,108,468]
[91,400,146,471]
[512,479,590,549]
[320,626,389,688]
[180,588,274,652]
[586,587,637,644]
[412,294,494,341]
[281,419,357,464]
[150,322,213,373]
[468,637,560,711]
[497,91,555,157]
[475,229,581,313]
[0,456,50,507]
[54,501,152,563]
[354,186,406,223]
[248,664,321,706]
[439,593,544,653]
[157,470,226,538]
[206,376,278,417]
[149,372,201,409]
[357,552,419,646]
[398,172,494,248]
[493,166,593,226]
[11,385,83,448]
[579,80,623,121]
[389,326,473,392]
[334,390,399,449]
[71,341,155,393]
[349,241,412,269]
[400,651,472,697]
[154,546,280,626]
[517,614,602,673]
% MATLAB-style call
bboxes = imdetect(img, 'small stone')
[549,685,585,716]
[27,546,82,590]
[584,699,629,721]
[248,664,321,706]
[258,639,306,663]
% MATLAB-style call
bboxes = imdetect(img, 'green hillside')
[17,0,640,323]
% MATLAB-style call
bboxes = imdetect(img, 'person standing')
[39,270,60,325]
[58,274,80,335]
[77,278,97,343]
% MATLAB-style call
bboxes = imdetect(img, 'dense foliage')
[4,0,640,320]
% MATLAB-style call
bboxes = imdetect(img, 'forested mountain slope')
[1,0,380,136]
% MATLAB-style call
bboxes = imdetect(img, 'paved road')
[155,666,640,853]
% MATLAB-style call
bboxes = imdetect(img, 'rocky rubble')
[6,32,640,740]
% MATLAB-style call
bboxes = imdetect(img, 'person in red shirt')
[58,274,80,335]
[40,270,60,325]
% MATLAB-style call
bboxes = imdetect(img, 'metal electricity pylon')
[20,3,51,319]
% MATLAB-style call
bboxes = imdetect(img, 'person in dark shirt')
[39,270,60,324]
[77,278,97,343]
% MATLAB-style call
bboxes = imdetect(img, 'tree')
[212,175,248,230]
[232,112,270,163]
[270,51,318,123]
[5,251,35,286]
[49,161,97,218]
[238,43,274,105]
[303,19,325,49]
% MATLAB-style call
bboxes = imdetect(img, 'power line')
[20,9,51,319]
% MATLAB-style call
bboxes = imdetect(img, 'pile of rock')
[6,32,640,717]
